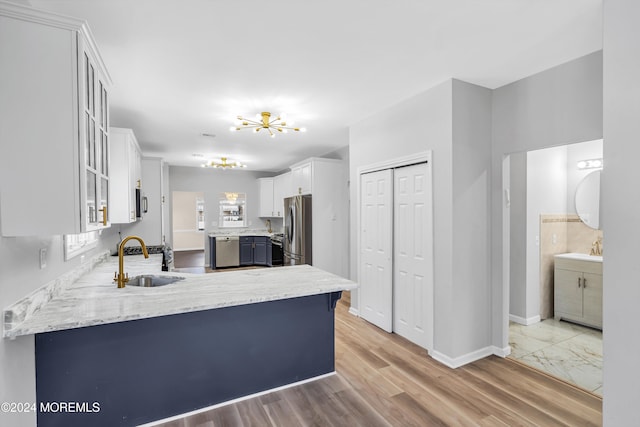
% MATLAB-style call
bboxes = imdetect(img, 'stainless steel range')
[270,233,284,266]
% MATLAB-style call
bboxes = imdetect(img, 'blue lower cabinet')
[253,237,272,266]
[35,292,341,427]
[239,236,272,267]
[239,236,254,266]
[208,236,216,269]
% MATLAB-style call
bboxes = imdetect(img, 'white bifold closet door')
[393,163,432,349]
[360,169,394,332]
[360,162,432,350]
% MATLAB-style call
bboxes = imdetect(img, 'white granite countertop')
[208,229,276,237]
[3,254,357,338]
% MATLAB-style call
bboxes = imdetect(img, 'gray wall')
[491,50,603,350]
[509,152,527,320]
[169,166,272,264]
[350,79,494,361]
[602,1,640,424]
[449,80,493,358]
[0,228,120,427]
[349,78,452,307]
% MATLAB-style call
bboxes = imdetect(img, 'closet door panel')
[360,169,393,332]
[393,163,433,350]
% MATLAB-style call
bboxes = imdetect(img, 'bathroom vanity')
[554,253,603,329]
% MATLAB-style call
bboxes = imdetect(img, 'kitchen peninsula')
[3,253,356,427]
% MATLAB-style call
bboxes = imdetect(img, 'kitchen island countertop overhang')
[3,253,358,338]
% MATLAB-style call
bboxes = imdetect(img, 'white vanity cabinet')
[0,2,112,236]
[110,128,142,223]
[554,254,603,329]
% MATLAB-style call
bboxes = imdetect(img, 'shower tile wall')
[539,214,603,319]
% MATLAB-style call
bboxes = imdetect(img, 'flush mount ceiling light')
[230,111,306,138]
[202,157,247,169]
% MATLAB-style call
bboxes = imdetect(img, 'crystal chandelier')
[230,111,306,138]
[202,157,246,169]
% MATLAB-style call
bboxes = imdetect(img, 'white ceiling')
[29,0,602,172]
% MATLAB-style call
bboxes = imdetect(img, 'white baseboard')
[509,314,540,325]
[138,372,336,426]
[431,346,495,369]
[348,306,359,317]
[492,345,511,358]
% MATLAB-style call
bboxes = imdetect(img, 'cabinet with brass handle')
[0,2,112,235]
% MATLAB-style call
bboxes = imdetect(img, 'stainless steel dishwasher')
[215,236,240,267]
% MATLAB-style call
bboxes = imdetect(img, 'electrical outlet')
[39,248,47,269]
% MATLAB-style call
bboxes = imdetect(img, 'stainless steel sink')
[127,275,185,287]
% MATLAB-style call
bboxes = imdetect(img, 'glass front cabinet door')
[81,42,111,231]
[0,3,113,236]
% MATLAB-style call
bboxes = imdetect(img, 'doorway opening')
[172,191,206,273]
[504,139,603,395]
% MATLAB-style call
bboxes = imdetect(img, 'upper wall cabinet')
[110,128,142,223]
[258,172,292,218]
[290,161,313,195]
[258,177,275,218]
[0,2,112,236]
[273,172,292,217]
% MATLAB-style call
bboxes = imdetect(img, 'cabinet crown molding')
[289,157,342,170]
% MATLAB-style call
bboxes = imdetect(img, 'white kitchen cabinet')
[258,173,292,218]
[123,157,167,246]
[0,2,112,236]
[554,254,603,329]
[110,128,142,223]
[273,172,291,217]
[290,161,313,195]
[258,177,275,217]
[287,158,347,277]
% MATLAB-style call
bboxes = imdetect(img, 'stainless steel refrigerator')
[283,195,312,265]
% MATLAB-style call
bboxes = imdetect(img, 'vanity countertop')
[554,253,603,263]
[3,254,357,338]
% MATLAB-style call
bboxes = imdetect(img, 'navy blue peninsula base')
[35,291,342,427]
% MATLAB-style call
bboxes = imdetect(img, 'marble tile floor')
[509,318,602,396]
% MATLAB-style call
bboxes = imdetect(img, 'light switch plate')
[39,248,47,269]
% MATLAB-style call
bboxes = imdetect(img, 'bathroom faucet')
[114,235,149,288]
[590,237,603,256]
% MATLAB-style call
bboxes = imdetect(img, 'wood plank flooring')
[155,291,602,427]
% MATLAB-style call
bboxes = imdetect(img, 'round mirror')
[575,170,601,229]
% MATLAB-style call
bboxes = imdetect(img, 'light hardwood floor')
[156,292,602,427]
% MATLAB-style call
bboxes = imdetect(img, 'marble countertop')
[3,254,357,338]
[208,229,276,237]
[554,253,603,263]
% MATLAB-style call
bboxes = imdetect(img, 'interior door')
[393,163,433,350]
[360,169,393,332]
